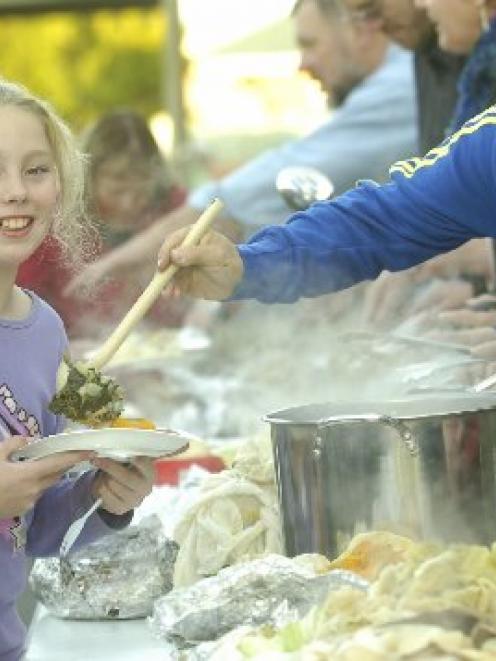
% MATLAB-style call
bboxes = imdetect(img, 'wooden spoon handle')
[90,198,223,370]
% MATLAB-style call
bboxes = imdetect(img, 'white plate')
[11,428,191,462]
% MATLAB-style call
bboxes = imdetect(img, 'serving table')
[26,605,169,660]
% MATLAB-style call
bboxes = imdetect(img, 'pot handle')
[317,414,418,457]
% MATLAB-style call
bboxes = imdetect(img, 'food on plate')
[110,417,156,430]
[49,359,124,426]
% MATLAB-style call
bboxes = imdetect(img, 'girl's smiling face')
[416,0,482,54]
[0,105,59,270]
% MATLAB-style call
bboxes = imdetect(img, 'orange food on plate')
[110,417,156,430]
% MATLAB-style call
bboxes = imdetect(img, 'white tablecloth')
[26,605,171,660]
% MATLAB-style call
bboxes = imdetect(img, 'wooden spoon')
[55,197,223,394]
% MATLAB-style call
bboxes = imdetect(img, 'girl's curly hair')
[0,79,94,267]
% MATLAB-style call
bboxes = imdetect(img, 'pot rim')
[264,393,496,426]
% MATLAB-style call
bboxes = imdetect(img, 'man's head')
[343,0,433,51]
[292,0,389,105]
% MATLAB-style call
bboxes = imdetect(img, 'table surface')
[26,605,172,660]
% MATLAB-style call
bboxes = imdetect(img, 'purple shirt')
[0,291,128,661]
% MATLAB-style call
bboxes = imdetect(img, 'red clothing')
[17,237,80,331]
[17,186,187,338]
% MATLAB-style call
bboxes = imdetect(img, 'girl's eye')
[26,165,51,176]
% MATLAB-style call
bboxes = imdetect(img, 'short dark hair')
[291,0,345,17]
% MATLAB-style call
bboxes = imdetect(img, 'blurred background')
[0,0,328,186]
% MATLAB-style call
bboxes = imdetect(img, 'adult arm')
[64,204,242,296]
[232,114,496,302]
[159,112,496,304]
[189,46,417,230]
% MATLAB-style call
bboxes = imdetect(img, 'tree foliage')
[0,8,167,129]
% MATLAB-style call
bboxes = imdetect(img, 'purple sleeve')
[26,470,132,557]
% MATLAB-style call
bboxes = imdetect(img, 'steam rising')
[102,288,480,439]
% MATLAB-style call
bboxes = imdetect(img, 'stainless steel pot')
[265,394,496,558]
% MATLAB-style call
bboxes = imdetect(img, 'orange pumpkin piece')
[329,531,415,580]
[110,417,156,430]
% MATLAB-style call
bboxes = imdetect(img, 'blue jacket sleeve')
[232,111,496,303]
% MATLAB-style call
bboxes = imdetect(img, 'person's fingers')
[104,477,140,504]
[26,451,92,480]
[35,469,74,492]
[96,481,131,515]
[157,227,192,270]
[0,435,30,460]
[411,281,472,315]
[423,329,464,344]
[131,457,155,483]
[169,241,230,269]
[471,340,496,360]
[438,309,496,328]
[423,326,494,345]
[467,294,496,310]
[92,458,144,492]
[374,287,404,326]
[410,289,445,314]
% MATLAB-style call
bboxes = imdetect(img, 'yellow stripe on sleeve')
[390,106,496,179]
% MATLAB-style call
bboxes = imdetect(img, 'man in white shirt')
[66,0,416,291]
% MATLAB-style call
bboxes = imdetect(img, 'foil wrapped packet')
[150,554,368,648]
[30,515,178,620]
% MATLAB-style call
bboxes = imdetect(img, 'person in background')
[65,0,417,295]
[355,0,496,327]
[0,79,154,661]
[17,109,187,336]
[154,105,496,313]
[345,0,466,152]
[83,109,186,250]
[406,0,496,356]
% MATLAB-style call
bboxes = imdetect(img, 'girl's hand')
[90,457,155,516]
[0,436,91,518]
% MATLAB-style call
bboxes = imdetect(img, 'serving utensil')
[434,358,496,393]
[276,166,334,211]
[51,198,224,425]
[340,330,470,355]
[60,497,103,558]
[473,370,496,392]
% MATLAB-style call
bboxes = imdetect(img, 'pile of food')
[49,359,124,426]
[192,532,496,659]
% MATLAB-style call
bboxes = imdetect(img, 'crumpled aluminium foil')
[30,516,178,620]
[149,554,368,648]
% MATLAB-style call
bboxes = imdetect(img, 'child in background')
[0,80,154,661]
[17,109,187,337]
